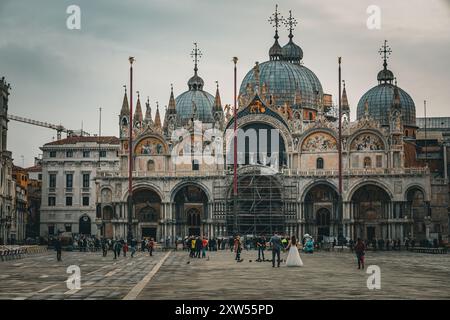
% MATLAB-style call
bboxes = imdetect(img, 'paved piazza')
[0,249,449,300]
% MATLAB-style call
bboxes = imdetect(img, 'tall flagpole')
[127,56,135,243]
[424,100,428,167]
[233,57,238,236]
[338,57,343,240]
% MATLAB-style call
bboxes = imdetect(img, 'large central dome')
[239,9,323,110]
[239,61,323,110]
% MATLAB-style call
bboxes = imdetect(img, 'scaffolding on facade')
[213,168,297,236]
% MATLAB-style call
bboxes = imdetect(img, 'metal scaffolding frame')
[214,169,297,236]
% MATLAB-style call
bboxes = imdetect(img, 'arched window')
[316,157,324,169]
[405,129,409,137]
[147,160,155,171]
[364,157,372,168]
[122,117,128,126]
[186,208,201,226]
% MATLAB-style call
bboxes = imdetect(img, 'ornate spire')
[392,81,401,110]
[377,40,395,84]
[268,4,283,60]
[154,102,162,128]
[134,91,143,123]
[342,80,349,111]
[285,10,297,42]
[213,81,223,112]
[145,97,153,122]
[120,85,129,115]
[167,84,176,113]
[188,43,205,90]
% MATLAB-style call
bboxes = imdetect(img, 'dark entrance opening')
[79,215,91,235]
[142,227,157,239]
[189,228,201,236]
[316,208,331,241]
[367,226,376,241]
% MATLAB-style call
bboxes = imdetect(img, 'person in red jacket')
[148,238,155,256]
[354,238,366,270]
[201,237,208,258]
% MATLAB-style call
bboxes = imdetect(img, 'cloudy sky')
[1,0,449,167]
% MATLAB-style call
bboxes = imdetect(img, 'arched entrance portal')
[133,188,161,239]
[102,206,114,238]
[406,188,429,241]
[304,184,340,241]
[79,215,91,235]
[351,184,391,241]
[227,174,284,236]
[174,185,208,237]
[316,208,331,239]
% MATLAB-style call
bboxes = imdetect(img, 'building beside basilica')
[92,9,448,244]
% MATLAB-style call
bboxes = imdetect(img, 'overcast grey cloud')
[0,0,449,167]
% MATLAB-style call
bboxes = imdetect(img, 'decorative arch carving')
[301,131,337,152]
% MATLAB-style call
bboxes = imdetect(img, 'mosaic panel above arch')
[135,136,167,155]
[301,132,337,152]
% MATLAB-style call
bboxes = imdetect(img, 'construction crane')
[7,114,91,140]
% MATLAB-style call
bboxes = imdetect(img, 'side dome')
[281,41,303,64]
[357,84,416,127]
[175,90,214,124]
[239,60,323,110]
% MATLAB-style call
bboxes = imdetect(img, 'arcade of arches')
[97,182,429,242]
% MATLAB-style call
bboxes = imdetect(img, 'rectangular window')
[192,160,199,171]
[83,151,90,158]
[65,224,72,232]
[48,197,56,206]
[49,174,56,188]
[82,196,89,206]
[38,174,42,181]
[82,173,90,188]
[49,151,56,158]
[48,225,55,235]
[376,155,383,168]
[100,150,107,158]
[66,196,72,206]
[66,150,73,158]
[66,174,73,188]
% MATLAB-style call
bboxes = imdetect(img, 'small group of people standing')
[231,233,304,267]
[187,235,208,259]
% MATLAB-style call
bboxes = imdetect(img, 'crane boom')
[7,114,90,140]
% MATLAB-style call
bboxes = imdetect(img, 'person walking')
[130,238,137,258]
[115,240,122,259]
[54,237,62,262]
[256,235,266,262]
[234,235,242,261]
[148,238,155,256]
[269,232,283,268]
[195,236,203,259]
[123,241,128,257]
[101,239,108,257]
[354,238,366,270]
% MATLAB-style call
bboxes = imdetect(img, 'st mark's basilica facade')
[94,9,448,244]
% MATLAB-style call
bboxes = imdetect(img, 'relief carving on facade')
[350,133,384,151]
[301,132,337,152]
